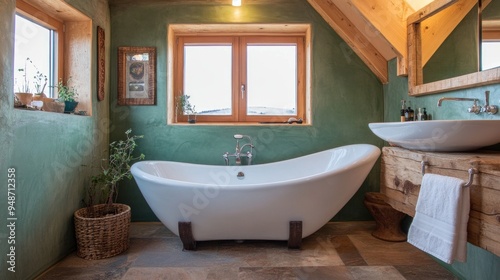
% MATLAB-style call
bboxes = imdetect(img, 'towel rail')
[421,161,477,188]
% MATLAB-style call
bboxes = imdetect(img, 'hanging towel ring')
[421,161,478,188]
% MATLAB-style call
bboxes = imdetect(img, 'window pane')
[247,45,297,115]
[482,42,500,71]
[14,15,52,95]
[184,45,232,115]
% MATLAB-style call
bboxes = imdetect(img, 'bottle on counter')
[417,108,422,121]
[422,108,428,120]
[408,107,414,121]
[400,100,406,122]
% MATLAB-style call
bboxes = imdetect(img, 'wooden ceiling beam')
[348,0,414,76]
[307,0,388,84]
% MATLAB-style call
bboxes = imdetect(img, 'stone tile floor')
[37,221,456,279]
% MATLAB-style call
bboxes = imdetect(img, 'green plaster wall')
[384,58,500,279]
[0,0,111,279]
[483,0,500,20]
[109,0,384,222]
[385,61,500,123]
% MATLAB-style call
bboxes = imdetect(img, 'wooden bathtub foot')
[288,221,302,249]
[178,222,196,250]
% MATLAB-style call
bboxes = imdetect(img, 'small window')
[14,14,56,96]
[174,34,306,123]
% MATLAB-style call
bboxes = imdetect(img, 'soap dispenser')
[422,108,428,120]
[405,107,414,121]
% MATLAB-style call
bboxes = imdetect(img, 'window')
[482,41,500,70]
[14,1,64,97]
[14,15,55,96]
[174,32,307,124]
[14,0,93,115]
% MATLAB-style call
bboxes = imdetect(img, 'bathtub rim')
[131,144,381,190]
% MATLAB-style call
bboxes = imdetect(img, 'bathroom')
[0,0,499,279]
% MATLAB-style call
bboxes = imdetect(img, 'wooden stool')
[364,192,406,242]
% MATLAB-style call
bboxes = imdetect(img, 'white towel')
[407,173,470,264]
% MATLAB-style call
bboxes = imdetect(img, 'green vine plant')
[85,129,145,215]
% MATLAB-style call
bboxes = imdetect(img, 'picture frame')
[97,26,105,102]
[117,46,156,105]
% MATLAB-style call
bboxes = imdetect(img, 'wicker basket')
[74,203,131,260]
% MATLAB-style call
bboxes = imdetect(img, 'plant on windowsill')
[175,94,197,123]
[74,129,145,260]
[54,79,79,114]
[14,57,48,107]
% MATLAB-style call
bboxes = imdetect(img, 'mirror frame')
[408,0,500,96]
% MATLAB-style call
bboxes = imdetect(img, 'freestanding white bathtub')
[131,144,380,244]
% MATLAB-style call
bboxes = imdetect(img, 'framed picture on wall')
[97,26,105,102]
[117,46,156,105]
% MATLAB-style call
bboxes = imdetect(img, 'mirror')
[422,1,478,83]
[481,0,500,70]
[408,0,500,96]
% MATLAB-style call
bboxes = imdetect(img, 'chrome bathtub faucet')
[223,134,254,165]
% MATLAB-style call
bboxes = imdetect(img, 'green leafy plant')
[86,129,145,209]
[55,79,78,102]
[176,94,196,115]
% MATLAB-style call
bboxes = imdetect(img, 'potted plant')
[14,57,48,106]
[32,69,48,101]
[74,129,145,260]
[55,79,79,113]
[175,94,197,123]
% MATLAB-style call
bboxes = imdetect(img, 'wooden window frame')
[16,0,64,90]
[174,34,306,124]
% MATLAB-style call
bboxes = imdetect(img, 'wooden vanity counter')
[380,147,500,256]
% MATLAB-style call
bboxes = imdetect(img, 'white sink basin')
[369,120,500,152]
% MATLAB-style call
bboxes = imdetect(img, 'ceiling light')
[232,0,241,7]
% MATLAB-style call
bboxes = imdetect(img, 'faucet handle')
[482,91,498,115]
[468,100,481,114]
[483,105,498,115]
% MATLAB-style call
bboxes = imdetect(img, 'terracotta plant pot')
[33,93,47,101]
[15,92,33,105]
